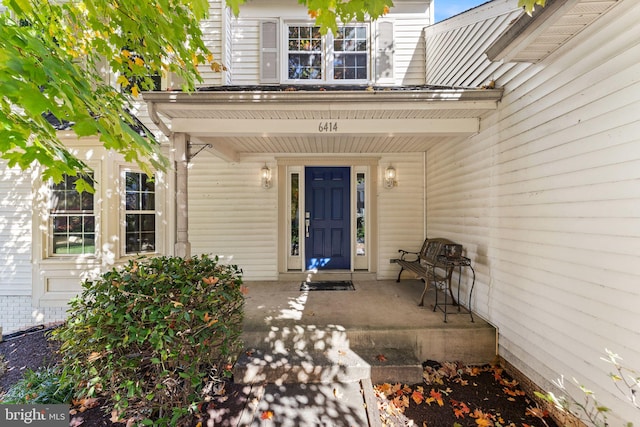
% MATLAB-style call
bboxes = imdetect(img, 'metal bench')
[393,237,475,322]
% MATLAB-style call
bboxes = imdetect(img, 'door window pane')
[291,173,300,256]
[356,173,365,256]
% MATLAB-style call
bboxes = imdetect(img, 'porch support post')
[174,132,191,258]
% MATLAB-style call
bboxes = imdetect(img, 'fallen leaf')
[429,389,444,406]
[260,410,274,420]
[376,354,388,362]
[333,388,344,399]
[411,390,424,404]
[110,409,122,423]
[391,394,409,409]
[87,351,102,362]
[525,407,548,418]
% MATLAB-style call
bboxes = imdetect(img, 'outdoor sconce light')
[261,164,272,189]
[384,165,397,189]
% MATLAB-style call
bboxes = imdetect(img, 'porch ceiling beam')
[171,118,480,136]
[155,100,499,113]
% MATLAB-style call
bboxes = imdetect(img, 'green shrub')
[1,366,74,404]
[53,255,244,426]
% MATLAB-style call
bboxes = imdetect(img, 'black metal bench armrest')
[398,249,420,262]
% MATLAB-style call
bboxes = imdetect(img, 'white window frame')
[282,21,371,84]
[121,169,159,256]
[46,172,99,259]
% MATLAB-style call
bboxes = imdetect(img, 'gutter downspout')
[148,101,172,138]
[148,101,191,258]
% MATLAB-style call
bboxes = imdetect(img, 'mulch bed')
[1,328,558,426]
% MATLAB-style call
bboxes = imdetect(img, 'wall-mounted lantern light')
[384,165,397,189]
[261,164,272,189]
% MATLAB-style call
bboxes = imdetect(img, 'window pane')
[141,175,155,192]
[141,232,155,251]
[126,193,140,210]
[66,192,80,210]
[81,193,94,210]
[141,193,155,210]
[84,216,95,233]
[140,214,155,231]
[68,216,83,232]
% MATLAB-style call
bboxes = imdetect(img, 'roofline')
[142,87,504,106]
[485,0,570,62]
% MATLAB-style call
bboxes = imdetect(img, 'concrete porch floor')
[237,278,497,385]
[230,278,497,426]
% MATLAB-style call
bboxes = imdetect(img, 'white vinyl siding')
[0,162,33,296]
[187,153,279,280]
[376,153,427,279]
[195,0,226,87]
[425,1,640,424]
[425,0,523,87]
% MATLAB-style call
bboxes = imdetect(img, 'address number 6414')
[318,121,338,133]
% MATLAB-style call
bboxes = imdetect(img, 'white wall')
[426,1,640,423]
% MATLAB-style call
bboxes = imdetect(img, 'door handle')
[305,219,310,237]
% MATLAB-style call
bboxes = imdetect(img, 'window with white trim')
[124,171,156,254]
[49,174,96,256]
[284,23,370,83]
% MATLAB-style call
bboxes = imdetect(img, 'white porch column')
[173,132,191,258]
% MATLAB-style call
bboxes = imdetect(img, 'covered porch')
[142,86,503,277]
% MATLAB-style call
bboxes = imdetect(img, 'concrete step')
[354,347,423,385]
[234,345,422,386]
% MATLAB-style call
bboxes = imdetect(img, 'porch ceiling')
[143,87,503,161]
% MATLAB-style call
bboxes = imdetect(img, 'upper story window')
[124,171,156,254]
[284,23,370,83]
[287,25,323,80]
[333,26,368,80]
[49,174,96,256]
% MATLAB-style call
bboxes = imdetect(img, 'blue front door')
[305,167,351,270]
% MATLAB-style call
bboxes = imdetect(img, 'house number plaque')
[318,121,339,133]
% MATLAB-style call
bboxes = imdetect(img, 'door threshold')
[279,271,376,281]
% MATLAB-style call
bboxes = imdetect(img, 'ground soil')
[1,327,558,426]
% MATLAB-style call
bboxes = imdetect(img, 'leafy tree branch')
[1,0,547,189]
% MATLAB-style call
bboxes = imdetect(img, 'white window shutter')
[376,21,394,81]
[260,20,279,83]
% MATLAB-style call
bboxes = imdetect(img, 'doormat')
[300,280,355,291]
